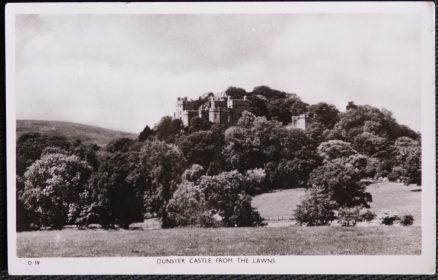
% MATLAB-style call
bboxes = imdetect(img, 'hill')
[17,120,137,146]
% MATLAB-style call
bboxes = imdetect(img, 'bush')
[361,210,376,222]
[400,214,414,226]
[294,187,337,226]
[337,207,363,227]
[337,207,376,226]
[380,212,401,225]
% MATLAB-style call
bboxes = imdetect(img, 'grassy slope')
[17,226,421,257]
[17,120,136,146]
[253,182,422,224]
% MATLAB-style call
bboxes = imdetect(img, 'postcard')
[6,1,435,275]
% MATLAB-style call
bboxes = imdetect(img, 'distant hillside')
[17,120,137,146]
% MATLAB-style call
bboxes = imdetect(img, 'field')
[17,182,422,257]
[17,120,136,146]
[252,182,422,226]
[17,226,420,257]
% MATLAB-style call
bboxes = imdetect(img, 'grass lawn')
[253,182,421,224]
[17,182,422,257]
[17,226,421,257]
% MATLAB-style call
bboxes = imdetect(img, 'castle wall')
[175,95,248,127]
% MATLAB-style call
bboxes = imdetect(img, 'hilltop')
[17,120,136,146]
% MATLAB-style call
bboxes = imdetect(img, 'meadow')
[252,182,422,226]
[17,182,422,257]
[17,226,420,257]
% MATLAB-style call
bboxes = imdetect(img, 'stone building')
[174,94,249,127]
[288,112,313,130]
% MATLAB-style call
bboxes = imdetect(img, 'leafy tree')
[251,85,288,100]
[316,140,357,162]
[225,86,247,99]
[139,140,186,228]
[166,181,214,227]
[267,97,308,125]
[294,186,337,226]
[244,168,267,195]
[223,115,282,171]
[16,133,71,176]
[188,116,211,134]
[246,95,269,117]
[334,104,418,142]
[392,137,421,185]
[182,164,206,183]
[198,171,265,227]
[20,153,92,229]
[177,129,224,170]
[353,132,390,159]
[138,125,154,142]
[155,116,184,143]
[88,151,145,228]
[106,137,135,153]
[307,161,372,208]
[307,102,340,129]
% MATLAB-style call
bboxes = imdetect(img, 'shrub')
[400,214,414,226]
[337,207,363,227]
[336,207,375,226]
[360,210,376,222]
[380,212,401,225]
[294,187,337,226]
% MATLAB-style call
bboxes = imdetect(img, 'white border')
[6,1,436,275]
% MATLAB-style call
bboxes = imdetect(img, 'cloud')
[15,14,422,133]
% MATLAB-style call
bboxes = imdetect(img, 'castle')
[174,93,249,127]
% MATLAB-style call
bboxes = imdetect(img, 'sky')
[15,14,422,133]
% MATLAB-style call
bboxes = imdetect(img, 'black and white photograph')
[6,2,435,275]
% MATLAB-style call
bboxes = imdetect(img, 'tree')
[251,85,288,100]
[246,95,269,117]
[334,104,418,142]
[87,151,145,228]
[20,153,92,229]
[16,133,71,176]
[139,140,186,228]
[155,116,184,143]
[307,161,372,208]
[188,116,211,134]
[307,102,340,129]
[197,171,265,227]
[353,132,390,159]
[166,181,214,227]
[392,137,421,185]
[106,137,135,153]
[225,86,247,99]
[316,140,357,162]
[177,130,224,170]
[294,186,337,226]
[181,164,205,183]
[244,168,267,195]
[138,125,154,142]
[267,97,308,125]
